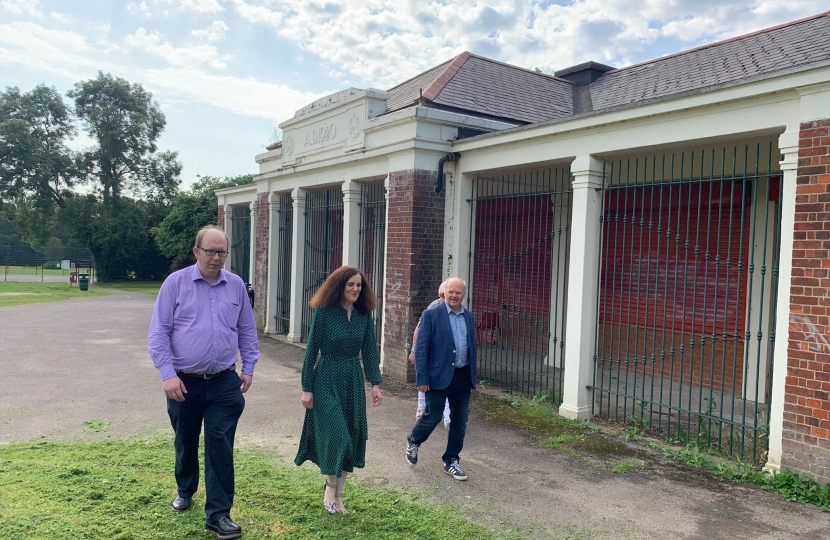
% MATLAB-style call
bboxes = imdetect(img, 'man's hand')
[240,374,253,393]
[163,376,187,402]
[408,351,415,364]
[371,385,382,407]
[301,391,313,409]
[416,385,429,393]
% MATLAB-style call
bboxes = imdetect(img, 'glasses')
[197,246,229,258]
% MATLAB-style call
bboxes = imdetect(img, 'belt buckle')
[202,372,215,379]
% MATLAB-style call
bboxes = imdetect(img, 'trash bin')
[246,283,255,308]
[79,273,89,291]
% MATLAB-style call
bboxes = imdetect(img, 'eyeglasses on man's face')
[197,246,229,258]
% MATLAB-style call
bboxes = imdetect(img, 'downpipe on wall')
[435,152,461,193]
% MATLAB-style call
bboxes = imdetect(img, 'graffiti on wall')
[790,314,830,353]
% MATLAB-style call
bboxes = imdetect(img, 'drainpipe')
[435,152,461,193]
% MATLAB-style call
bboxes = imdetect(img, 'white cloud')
[0,0,42,17]
[156,0,225,14]
[126,1,153,18]
[228,0,827,87]
[125,27,232,70]
[50,12,72,24]
[0,20,322,123]
[191,20,229,42]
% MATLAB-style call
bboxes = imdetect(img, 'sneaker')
[405,439,419,465]
[443,460,467,481]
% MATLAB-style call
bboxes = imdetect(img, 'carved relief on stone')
[348,112,361,142]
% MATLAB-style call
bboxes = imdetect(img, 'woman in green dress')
[295,265,383,514]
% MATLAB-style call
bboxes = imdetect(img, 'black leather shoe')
[171,495,191,512]
[205,516,242,539]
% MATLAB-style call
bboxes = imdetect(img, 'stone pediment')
[279,88,388,166]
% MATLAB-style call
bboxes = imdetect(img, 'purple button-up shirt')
[148,264,259,381]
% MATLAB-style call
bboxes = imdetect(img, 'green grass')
[2,266,74,276]
[610,459,647,474]
[0,282,109,307]
[0,439,519,540]
[95,280,162,295]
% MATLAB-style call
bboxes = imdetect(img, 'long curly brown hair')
[309,265,377,314]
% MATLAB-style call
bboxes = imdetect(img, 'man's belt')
[176,366,234,379]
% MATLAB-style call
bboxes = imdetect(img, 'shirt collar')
[445,303,465,315]
[189,263,228,285]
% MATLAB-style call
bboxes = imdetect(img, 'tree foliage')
[68,72,181,203]
[152,174,252,270]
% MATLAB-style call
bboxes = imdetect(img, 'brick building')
[217,12,830,483]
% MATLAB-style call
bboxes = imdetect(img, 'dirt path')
[1,291,827,539]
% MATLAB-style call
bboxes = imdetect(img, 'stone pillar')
[342,180,361,268]
[249,201,256,285]
[223,204,233,271]
[765,128,800,473]
[559,156,604,420]
[264,192,280,334]
[253,192,270,329]
[287,188,306,343]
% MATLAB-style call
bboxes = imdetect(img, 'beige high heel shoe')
[335,491,348,514]
[323,482,337,514]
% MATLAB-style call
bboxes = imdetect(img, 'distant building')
[218,12,830,483]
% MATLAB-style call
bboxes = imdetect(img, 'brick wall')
[382,170,446,383]
[253,193,270,329]
[781,118,830,483]
[217,205,224,229]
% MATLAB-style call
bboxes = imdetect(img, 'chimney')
[555,61,615,114]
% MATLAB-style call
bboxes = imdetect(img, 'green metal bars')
[273,193,293,334]
[467,166,572,402]
[230,206,251,280]
[591,141,782,462]
[300,187,344,342]
[357,181,387,347]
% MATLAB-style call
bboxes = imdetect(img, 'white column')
[287,188,306,343]
[447,169,473,281]
[264,192,279,334]
[765,129,799,473]
[342,180,361,267]
[223,204,233,271]
[248,200,256,285]
[559,156,604,420]
[379,175,390,370]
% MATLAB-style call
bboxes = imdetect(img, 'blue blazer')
[414,304,477,391]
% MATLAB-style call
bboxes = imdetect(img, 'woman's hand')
[371,385,382,407]
[301,391,313,409]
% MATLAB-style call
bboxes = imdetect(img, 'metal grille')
[591,142,782,462]
[301,187,344,341]
[230,206,250,280]
[467,167,572,401]
[273,193,293,334]
[358,181,387,347]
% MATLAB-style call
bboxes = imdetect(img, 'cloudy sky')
[1,0,826,188]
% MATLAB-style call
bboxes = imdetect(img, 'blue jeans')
[408,366,471,465]
[167,369,245,521]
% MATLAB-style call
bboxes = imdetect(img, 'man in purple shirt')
[148,225,259,540]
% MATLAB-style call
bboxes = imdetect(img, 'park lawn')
[0,282,109,308]
[2,266,73,277]
[96,280,162,295]
[0,439,514,540]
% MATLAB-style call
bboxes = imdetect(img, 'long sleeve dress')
[294,305,381,476]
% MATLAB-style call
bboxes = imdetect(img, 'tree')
[152,175,252,270]
[0,85,77,248]
[68,72,181,203]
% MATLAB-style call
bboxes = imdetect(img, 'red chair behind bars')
[476,311,503,349]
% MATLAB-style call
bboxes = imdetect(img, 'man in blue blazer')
[406,277,477,480]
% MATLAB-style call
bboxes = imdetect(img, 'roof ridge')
[464,52,573,83]
[421,52,472,101]
[604,10,830,75]
[386,57,455,93]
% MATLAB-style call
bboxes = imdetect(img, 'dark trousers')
[167,369,245,521]
[408,365,471,465]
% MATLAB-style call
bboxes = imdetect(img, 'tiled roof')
[385,53,574,124]
[590,12,830,110]
[386,59,453,112]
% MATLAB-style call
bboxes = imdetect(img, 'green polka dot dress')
[294,305,381,476]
